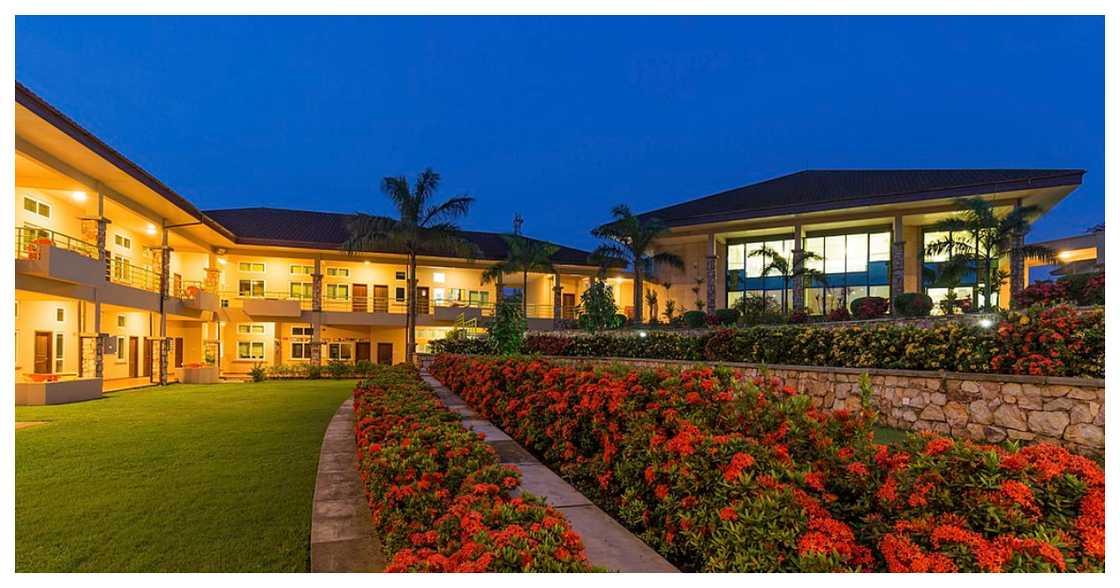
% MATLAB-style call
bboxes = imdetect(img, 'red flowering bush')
[432,354,1105,572]
[352,364,593,572]
[1018,272,1105,308]
[990,304,1104,378]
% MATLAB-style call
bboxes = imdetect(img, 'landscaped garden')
[427,354,1104,572]
[15,380,354,572]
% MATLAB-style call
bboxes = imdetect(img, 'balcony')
[230,291,305,318]
[176,281,220,312]
[15,226,104,285]
[108,257,161,293]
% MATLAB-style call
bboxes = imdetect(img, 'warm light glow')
[146,223,157,235]
[979,318,993,329]
[433,272,446,283]
[217,258,227,265]
[638,331,647,338]
[363,260,371,265]
[71,191,87,202]
[1058,250,1074,260]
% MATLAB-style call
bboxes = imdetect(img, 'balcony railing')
[175,280,211,300]
[15,226,99,260]
[108,258,161,293]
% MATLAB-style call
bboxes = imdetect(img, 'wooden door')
[355,341,371,362]
[376,343,393,365]
[562,293,576,320]
[175,337,184,368]
[33,331,52,374]
[372,285,388,312]
[128,337,139,378]
[352,284,368,312]
[143,339,153,377]
[416,287,430,314]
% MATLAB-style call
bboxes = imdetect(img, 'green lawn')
[15,379,355,572]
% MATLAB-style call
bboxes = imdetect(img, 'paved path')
[421,372,678,573]
[309,398,385,572]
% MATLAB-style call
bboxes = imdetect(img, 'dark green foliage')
[580,278,619,332]
[849,296,889,320]
[683,310,707,328]
[714,308,740,325]
[893,292,934,317]
[488,300,527,353]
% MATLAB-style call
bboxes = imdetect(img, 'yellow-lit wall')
[101,308,155,380]
[14,296,81,377]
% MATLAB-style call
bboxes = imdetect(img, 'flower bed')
[431,354,1104,572]
[351,364,593,572]
[432,304,1103,378]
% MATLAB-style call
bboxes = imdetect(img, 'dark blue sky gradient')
[16,16,1103,251]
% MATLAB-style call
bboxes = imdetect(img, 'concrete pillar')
[158,229,171,385]
[552,273,562,328]
[705,233,717,312]
[1009,200,1026,307]
[791,224,805,311]
[310,257,323,367]
[891,215,906,312]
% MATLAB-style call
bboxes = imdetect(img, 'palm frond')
[421,195,475,227]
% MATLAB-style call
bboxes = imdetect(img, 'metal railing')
[175,280,211,300]
[15,226,99,260]
[108,257,161,292]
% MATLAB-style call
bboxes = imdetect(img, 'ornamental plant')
[991,304,1104,378]
[352,364,593,572]
[431,354,1105,573]
[850,296,889,320]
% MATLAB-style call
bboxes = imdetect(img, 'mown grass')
[15,379,355,572]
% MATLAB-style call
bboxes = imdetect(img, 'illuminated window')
[238,262,266,273]
[289,264,313,275]
[326,284,349,299]
[54,333,64,372]
[114,234,132,250]
[328,342,352,360]
[117,315,126,328]
[116,337,126,360]
[237,324,265,334]
[433,272,446,283]
[56,307,65,322]
[289,282,313,299]
[23,196,51,219]
[239,280,265,297]
[237,341,265,360]
[326,267,350,277]
[291,326,314,336]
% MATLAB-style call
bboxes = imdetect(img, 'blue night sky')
[16,16,1104,251]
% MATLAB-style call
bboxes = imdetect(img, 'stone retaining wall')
[418,354,1104,456]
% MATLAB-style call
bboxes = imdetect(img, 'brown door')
[416,287,430,314]
[562,293,576,320]
[33,331,52,374]
[372,285,388,313]
[352,284,368,312]
[175,337,184,367]
[355,341,371,362]
[128,337,139,378]
[376,343,393,365]
[143,340,154,378]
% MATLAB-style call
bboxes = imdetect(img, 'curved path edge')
[420,371,679,573]
[310,397,386,572]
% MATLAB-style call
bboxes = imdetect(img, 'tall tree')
[591,205,684,324]
[925,197,1054,312]
[481,234,559,319]
[747,244,824,313]
[343,168,478,363]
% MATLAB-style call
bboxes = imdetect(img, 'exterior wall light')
[217,258,227,265]
[638,330,647,338]
[146,223,157,235]
[979,318,993,328]
[72,190,87,202]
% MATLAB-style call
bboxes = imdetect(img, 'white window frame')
[23,195,51,219]
[326,267,350,277]
[114,234,132,250]
[117,336,126,360]
[328,342,352,361]
[56,307,65,322]
[237,324,266,334]
[238,262,266,273]
[239,279,266,298]
[289,282,313,299]
[326,284,349,300]
[290,341,311,360]
[237,340,266,360]
[54,332,64,372]
[117,315,127,328]
[291,326,314,337]
[289,264,314,275]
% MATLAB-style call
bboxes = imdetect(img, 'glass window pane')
[745,243,764,278]
[806,288,823,315]
[727,291,744,308]
[924,231,949,262]
[727,244,745,271]
[869,285,890,300]
[846,234,868,273]
[824,236,846,274]
[869,232,891,262]
[804,237,824,272]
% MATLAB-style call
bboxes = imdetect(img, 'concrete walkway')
[309,398,385,572]
[421,372,678,573]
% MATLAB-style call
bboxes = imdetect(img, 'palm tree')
[591,205,685,324]
[481,234,559,319]
[925,197,1055,311]
[342,168,478,364]
[747,245,824,312]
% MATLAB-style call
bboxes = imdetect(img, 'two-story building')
[632,169,1085,316]
[14,82,626,403]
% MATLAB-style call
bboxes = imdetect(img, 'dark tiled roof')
[636,169,1085,227]
[203,207,597,266]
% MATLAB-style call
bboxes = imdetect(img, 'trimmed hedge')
[430,304,1104,378]
[432,355,1104,572]
[352,364,593,572]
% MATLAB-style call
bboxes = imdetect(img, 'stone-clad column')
[891,215,906,313]
[310,257,323,367]
[1009,200,1026,308]
[158,237,171,385]
[705,233,717,312]
[791,224,805,311]
[552,273,562,328]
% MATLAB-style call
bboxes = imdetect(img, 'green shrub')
[307,364,322,379]
[713,308,740,325]
[580,278,618,332]
[488,300,527,354]
[249,363,266,382]
[683,310,707,328]
[894,292,933,317]
[326,360,352,379]
[734,294,785,325]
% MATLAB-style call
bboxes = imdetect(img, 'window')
[725,237,795,310]
[328,342,352,360]
[114,234,132,250]
[727,244,745,271]
[289,282,313,299]
[239,279,265,297]
[326,284,349,300]
[395,287,406,301]
[292,326,314,337]
[921,228,994,310]
[395,271,406,280]
[55,333,64,372]
[326,267,350,277]
[237,341,266,360]
[433,288,446,302]
[238,262,266,273]
[56,307,65,322]
[117,315,126,328]
[237,324,266,334]
[290,264,314,275]
[117,337,126,360]
[291,342,311,359]
[23,196,51,219]
[433,272,446,283]
[468,290,490,305]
